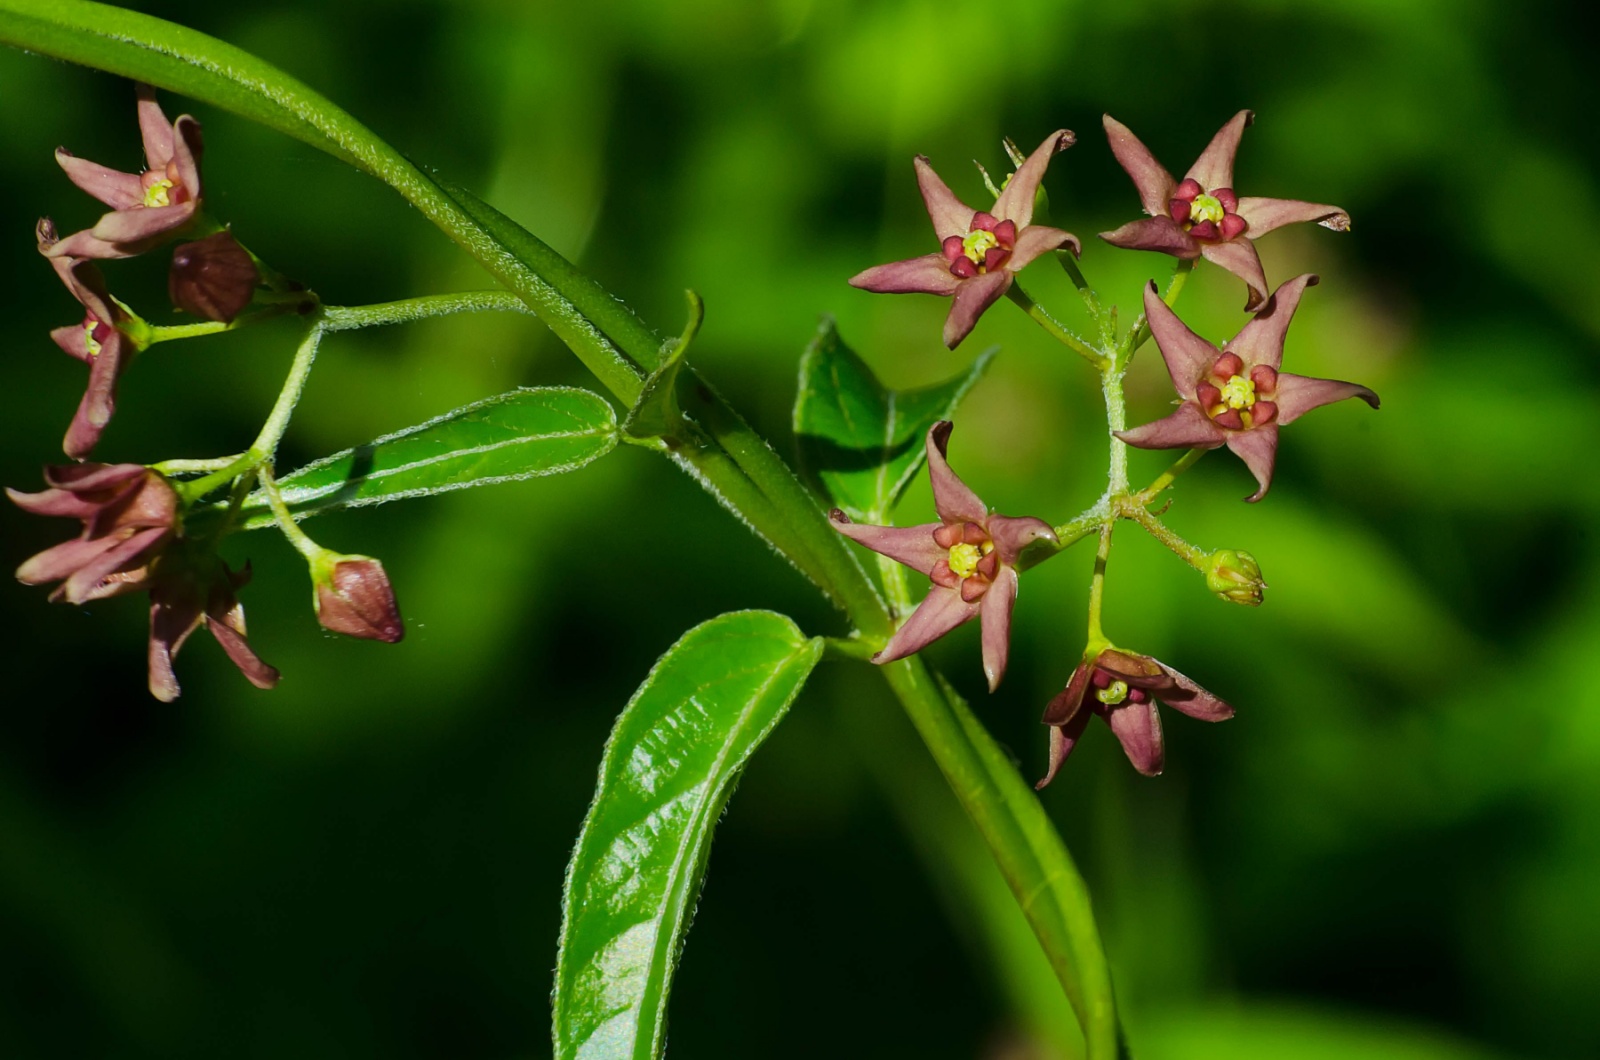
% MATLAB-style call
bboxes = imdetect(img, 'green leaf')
[554,611,822,1060]
[232,387,617,530]
[793,318,993,522]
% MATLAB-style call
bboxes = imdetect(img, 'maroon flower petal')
[985,515,1056,566]
[1042,661,1093,726]
[42,462,148,492]
[1094,649,1172,690]
[1228,273,1318,370]
[915,155,977,242]
[59,525,167,605]
[1099,216,1200,258]
[1234,196,1350,237]
[942,269,1011,349]
[136,84,176,166]
[6,486,102,520]
[1198,238,1269,311]
[45,227,132,261]
[925,422,987,524]
[1224,424,1279,502]
[979,565,1018,692]
[1184,109,1254,193]
[63,333,127,460]
[90,201,196,246]
[148,593,203,703]
[1009,224,1080,270]
[994,128,1074,229]
[205,612,281,691]
[169,115,204,200]
[1036,705,1092,790]
[1155,661,1235,721]
[55,150,144,210]
[848,253,962,296]
[15,536,119,587]
[1101,696,1165,776]
[1116,402,1228,451]
[1141,279,1221,394]
[873,585,979,665]
[1103,114,1176,217]
[1272,373,1381,425]
[828,512,945,575]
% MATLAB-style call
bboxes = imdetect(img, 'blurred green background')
[1,0,1595,1057]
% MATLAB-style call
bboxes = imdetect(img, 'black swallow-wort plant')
[0,3,1378,1057]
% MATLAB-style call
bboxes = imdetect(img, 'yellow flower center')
[961,229,1001,267]
[1189,193,1224,225]
[1095,679,1129,706]
[1221,375,1256,410]
[947,542,982,578]
[143,179,174,208]
[83,323,102,359]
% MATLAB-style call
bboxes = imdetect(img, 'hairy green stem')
[1007,284,1107,369]
[1125,507,1209,570]
[1137,447,1207,501]
[1119,258,1193,364]
[321,291,532,331]
[254,464,321,561]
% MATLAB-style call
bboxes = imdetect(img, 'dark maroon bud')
[313,553,404,643]
[169,231,258,323]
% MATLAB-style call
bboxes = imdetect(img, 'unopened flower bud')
[1205,549,1265,607]
[312,553,403,643]
[169,231,258,323]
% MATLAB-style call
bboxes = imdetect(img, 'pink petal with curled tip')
[1235,196,1350,237]
[136,84,175,165]
[1116,402,1228,451]
[6,486,101,520]
[1272,373,1381,425]
[849,254,962,296]
[1156,661,1235,721]
[1037,706,1092,789]
[915,156,977,242]
[169,115,204,199]
[1228,274,1318,369]
[56,150,143,210]
[1184,110,1254,192]
[148,592,203,703]
[828,512,946,576]
[979,565,1017,692]
[47,227,134,260]
[59,526,167,605]
[873,586,978,665]
[90,201,196,246]
[1103,114,1176,217]
[1042,660,1094,726]
[205,613,281,691]
[1102,696,1165,776]
[1198,238,1269,311]
[1099,216,1200,258]
[1142,281,1220,393]
[42,462,148,492]
[994,129,1073,229]
[1009,224,1079,270]
[925,422,986,524]
[942,269,1011,349]
[1225,424,1279,502]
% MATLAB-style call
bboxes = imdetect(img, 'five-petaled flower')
[830,421,1056,691]
[8,463,279,701]
[1037,647,1233,784]
[850,130,1080,349]
[1117,274,1379,502]
[37,219,141,460]
[1100,111,1350,311]
[47,84,204,260]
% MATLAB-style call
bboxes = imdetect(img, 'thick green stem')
[879,658,1120,1059]
[321,291,532,331]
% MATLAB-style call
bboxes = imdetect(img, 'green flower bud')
[1205,549,1265,607]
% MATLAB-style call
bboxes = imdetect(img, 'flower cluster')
[10,85,401,699]
[841,110,1379,782]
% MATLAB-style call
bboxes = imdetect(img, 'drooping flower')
[8,463,177,605]
[1099,111,1350,311]
[830,421,1056,691]
[9,464,280,701]
[850,130,1080,349]
[147,549,279,702]
[312,553,405,643]
[1116,274,1379,502]
[37,219,142,460]
[47,84,204,260]
[169,230,259,323]
[1037,648,1233,784]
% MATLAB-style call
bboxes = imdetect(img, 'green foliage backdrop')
[0,1,1594,1057]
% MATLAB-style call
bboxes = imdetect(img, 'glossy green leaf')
[554,611,822,1060]
[232,387,617,529]
[793,318,993,522]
